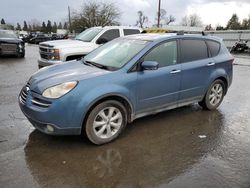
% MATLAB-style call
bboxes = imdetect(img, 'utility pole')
[68,6,72,33]
[157,0,161,28]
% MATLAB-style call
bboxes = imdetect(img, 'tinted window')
[207,40,220,57]
[180,39,208,62]
[144,41,177,68]
[123,29,140,36]
[99,29,120,42]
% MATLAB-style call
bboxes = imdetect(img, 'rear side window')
[180,39,208,63]
[207,40,220,57]
[123,29,140,36]
[99,29,120,42]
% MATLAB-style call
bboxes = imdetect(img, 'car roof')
[123,33,222,43]
[91,26,142,30]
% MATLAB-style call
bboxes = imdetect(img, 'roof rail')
[176,31,184,35]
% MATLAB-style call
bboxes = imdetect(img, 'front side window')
[75,28,102,42]
[180,39,208,63]
[144,41,177,68]
[84,38,148,69]
[98,29,120,42]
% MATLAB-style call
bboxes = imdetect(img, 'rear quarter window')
[207,40,220,57]
[180,39,208,63]
[123,29,140,36]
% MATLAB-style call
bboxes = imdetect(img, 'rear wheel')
[85,100,127,145]
[199,80,225,110]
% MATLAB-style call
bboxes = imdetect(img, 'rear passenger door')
[179,39,215,104]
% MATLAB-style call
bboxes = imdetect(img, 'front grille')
[19,83,30,104]
[39,47,48,53]
[40,53,50,60]
[20,82,51,108]
[31,97,51,108]
[1,44,17,52]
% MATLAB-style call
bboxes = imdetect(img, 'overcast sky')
[1,0,250,27]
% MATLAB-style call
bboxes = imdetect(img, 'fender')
[77,84,136,127]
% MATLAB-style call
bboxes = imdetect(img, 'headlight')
[42,81,77,99]
[51,49,60,53]
[19,44,23,48]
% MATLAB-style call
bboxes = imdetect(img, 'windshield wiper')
[83,60,109,70]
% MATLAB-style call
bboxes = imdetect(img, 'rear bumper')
[38,58,62,68]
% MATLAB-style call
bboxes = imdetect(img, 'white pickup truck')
[38,26,141,68]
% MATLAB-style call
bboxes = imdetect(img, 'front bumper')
[18,85,81,135]
[38,58,62,68]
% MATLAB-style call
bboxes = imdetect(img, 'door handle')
[207,62,215,66]
[170,69,181,74]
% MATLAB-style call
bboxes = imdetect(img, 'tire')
[85,100,127,145]
[18,51,25,58]
[199,80,225,110]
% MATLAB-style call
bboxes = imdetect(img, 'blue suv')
[19,33,233,144]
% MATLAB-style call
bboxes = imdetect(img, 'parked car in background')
[0,29,25,57]
[28,33,52,44]
[19,33,233,145]
[38,26,142,68]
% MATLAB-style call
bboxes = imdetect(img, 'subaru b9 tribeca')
[19,33,233,145]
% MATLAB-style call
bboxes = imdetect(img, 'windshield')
[75,28,102,42]
[84,38,149,69]
[0,30,18,39]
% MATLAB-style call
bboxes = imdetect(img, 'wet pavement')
[0,45,250,188]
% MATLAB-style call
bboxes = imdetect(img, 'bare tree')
[181,14,203,27]
[136,11,148,28]
[155,9,175,27]
[72,1,121,31]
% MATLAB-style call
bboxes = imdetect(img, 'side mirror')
[96,37,108,45]
[141,61,159,71]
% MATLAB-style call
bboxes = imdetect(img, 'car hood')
[29,60,110,94]
[40,39,96,49]
[0,38,23,44]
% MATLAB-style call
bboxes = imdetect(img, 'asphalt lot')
[0,44,250,188]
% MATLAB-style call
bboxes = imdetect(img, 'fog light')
[47,125,54,132]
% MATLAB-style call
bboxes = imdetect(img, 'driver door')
[136,40,181,112]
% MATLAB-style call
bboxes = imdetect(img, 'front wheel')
[199,80,225,110]
[85,100,127,145]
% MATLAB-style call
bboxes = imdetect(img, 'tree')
[72,1,121,31]
[52,22,57,33]
[136,11,148,28]
[46,20,52,33]
[58,22,62,29]
[41,22,46,32]
[155,9,175,27]
[1,18,5,24]
[205,24,213,31]
[226,14,241,30]
[16,23,21,30]
[216,25,224,31]
[241,16,250,30]
[181,14,202,27]
[63,22,68,29]
[28,24,32,31]
[23,21,28,31]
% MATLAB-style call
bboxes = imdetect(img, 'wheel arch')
[81,94,134,133]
